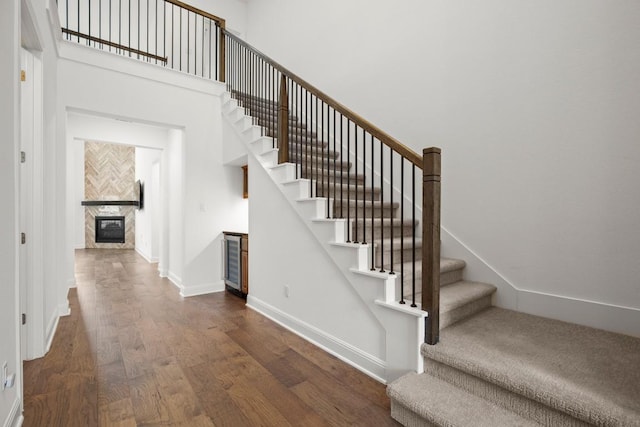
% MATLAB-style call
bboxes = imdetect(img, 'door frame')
[19,47,45,362]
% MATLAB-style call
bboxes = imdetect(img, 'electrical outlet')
[1,361,7,391]
[284,285,290,298]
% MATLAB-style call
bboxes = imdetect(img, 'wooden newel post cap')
[423,147,441,181]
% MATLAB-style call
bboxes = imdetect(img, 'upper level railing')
[58,1,441,345]
[57,0,226,80]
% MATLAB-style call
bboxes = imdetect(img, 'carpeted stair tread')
[421,307,640,426]
[387,372,539,427]
[398,257,464,275]
[373,237,422,250]
[439,281,496,312]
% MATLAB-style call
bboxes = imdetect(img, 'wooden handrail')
[62,29,168,63]
[223,30,422,168]
[164,0,225,25]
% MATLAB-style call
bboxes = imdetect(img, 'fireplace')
[95,216,126,244]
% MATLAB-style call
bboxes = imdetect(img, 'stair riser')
[287,147,339,159]
[375,246,422,271]
[441,269,463,287]
[247,108,298,121]
[398,268,463,293]
[317,186,381,201]
[440,295,492,329]
[245,102,309,121]
[300,172,365,185]
[422,359,586,426]
[401,269,462,292]
[232,93,277,108]
[292,157,352,172]
[271,137,328,151]
[263,125,315,137]
[332,204,398,220]
[287,140,329,150]
[351,223,415,241]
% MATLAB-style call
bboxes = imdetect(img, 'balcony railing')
[57,0,226,80]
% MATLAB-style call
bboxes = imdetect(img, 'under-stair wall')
[246,153,389,381]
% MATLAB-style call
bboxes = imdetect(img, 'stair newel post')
[278,74,290,164]
[422,147,441,345]
[218,20,226,83]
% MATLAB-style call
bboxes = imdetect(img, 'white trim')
[247,295,387,383]
[135,247,155,263]
[58,301,70,316]
[46,0,62,57]
[168,271,183,291]
[158,267,168,277]
[517,289,640,338]
[180,280,225,298]
[3,397,22,427]
[45,310,60,354]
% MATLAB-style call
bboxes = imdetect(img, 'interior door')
[19,48,34,360]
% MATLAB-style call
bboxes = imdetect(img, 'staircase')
[388,307,640,426]
[226,92,640,427]
[223,90,499,378]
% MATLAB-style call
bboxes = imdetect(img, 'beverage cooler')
[223,232,248,298]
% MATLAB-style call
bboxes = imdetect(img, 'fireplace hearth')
[95,216,125,244]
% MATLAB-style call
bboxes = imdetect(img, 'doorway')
[19,47,44,362]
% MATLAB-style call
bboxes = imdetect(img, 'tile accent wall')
[84,141,136,249]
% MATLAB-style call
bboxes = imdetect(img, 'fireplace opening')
[95,216,125,244]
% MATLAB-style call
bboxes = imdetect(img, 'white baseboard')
[168,271,183,291]
[247,295,387,383]
[3,397,22,427]
[158,266,167,277]
[518,290,640,338]
[45,310,61,353]
[58,301,70,316]
[180,280,225,297]
[134,247,158,264]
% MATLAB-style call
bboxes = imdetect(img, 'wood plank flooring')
[23,249,399,427]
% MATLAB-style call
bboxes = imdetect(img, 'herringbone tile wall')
[85,141,136,200]
[84,141,136,248]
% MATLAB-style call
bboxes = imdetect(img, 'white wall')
[135,146,162,262]
[59,40,249,297]
[0,0,21,424]
[245,0,640,334]
[247,155,386,373]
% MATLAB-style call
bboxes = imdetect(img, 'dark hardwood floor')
[23,249,399,426]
